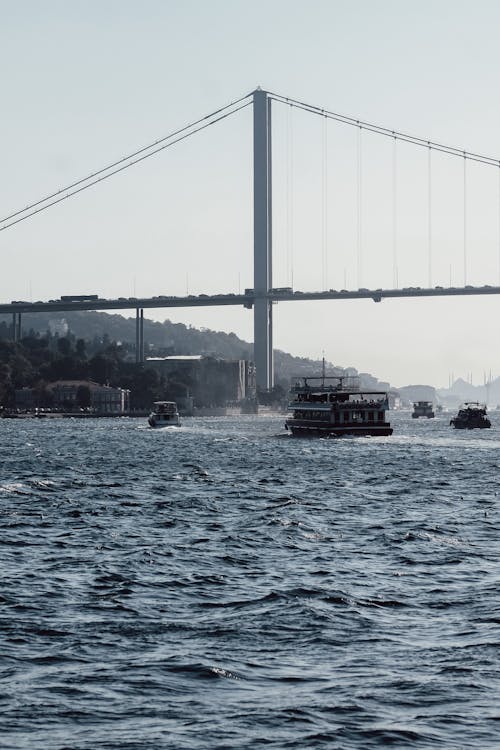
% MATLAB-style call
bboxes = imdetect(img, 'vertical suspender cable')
[289,105,295,288]
[428,145,432,288]
[285,104,294,288]
[498,165,500,285]
[392,136,398,287]
[285,105,290,286]
[322,114,328,290]
[273,94,500,297]
[357,126,363,289]
[463,153,467,286]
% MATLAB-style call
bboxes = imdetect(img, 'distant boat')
[450,402,491,429]
[148,401,181,428]
[285,375,392,437]
[412,401,435,419]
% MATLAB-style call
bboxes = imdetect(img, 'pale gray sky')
[2,0,500,388]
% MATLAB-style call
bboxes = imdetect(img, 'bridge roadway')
[2,284,500,314]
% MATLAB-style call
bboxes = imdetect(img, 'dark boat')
[285,375,393,437]
[449,402,491,429]
[412,400,435,418]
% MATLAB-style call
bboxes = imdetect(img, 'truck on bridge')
[60,294,99,302]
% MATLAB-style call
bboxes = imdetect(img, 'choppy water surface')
[1,412,499,749]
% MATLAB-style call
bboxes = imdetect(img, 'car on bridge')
[60,294,99,301]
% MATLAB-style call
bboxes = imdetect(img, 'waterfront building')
[15,380,130,413]
[145,355,256,408]
[48,318,69,337]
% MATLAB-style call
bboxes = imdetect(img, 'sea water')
[1,413,499,748]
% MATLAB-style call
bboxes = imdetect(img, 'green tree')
[57,337,72,356]
[75,339,86,358]
[89,354,113,384]
[0,363,13,406]
[10,353,34,388]
[128,367,162,409]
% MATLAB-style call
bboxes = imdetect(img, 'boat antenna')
[322,352,326,386]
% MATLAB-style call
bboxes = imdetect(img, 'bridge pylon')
[253,88,273,390]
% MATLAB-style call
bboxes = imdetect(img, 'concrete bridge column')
[12,312,21,342]
[253,88,273,390]
[135,308,145,364]
[140,308,144,363]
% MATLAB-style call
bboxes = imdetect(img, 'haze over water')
[1,413,499,748]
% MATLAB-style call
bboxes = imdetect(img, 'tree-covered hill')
[0,310,351,385]
[0,309,391,390]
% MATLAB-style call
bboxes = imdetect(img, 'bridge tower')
[253,88,273,390]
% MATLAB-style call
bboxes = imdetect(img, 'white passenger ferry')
[148,401,181,428]
[285,375,393,437]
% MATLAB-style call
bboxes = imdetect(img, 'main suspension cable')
[0,94,252,232]
[269,92,500,168]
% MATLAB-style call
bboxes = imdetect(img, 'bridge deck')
[2,285,500,314]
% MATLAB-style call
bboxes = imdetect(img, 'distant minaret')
[484,370,493,407]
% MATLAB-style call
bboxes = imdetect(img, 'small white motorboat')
[148,401,181,428]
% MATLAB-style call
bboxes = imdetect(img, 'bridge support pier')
[253,88,273,390]
[135,308,144,364]
[12,312,21,342]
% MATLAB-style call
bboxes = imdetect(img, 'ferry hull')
[148,416,181,428]
[286,420,393,437]
[449,402,491,429]
[284,374,393,439]
[450,419,490,429]
[148,400,181,428]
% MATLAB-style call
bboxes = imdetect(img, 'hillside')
[0,310,388,389]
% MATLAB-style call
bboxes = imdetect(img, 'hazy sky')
[2,0,500,388]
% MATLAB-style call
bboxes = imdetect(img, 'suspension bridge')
[2,88,500,388]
